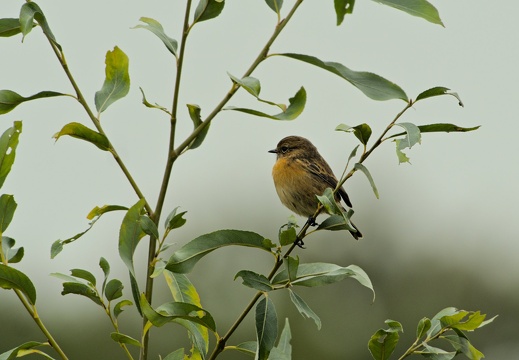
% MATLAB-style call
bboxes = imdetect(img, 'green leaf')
[105,279,124,301]
[186,104,211,150]
[441,311,489,331]
[316,187,342,215]
[0,264,36,304]
[166,229,275,273]
[53,122,110,151]
[0,90,65,115]
[416,317,431,339]
[335,123,372,145]
[94,46,130,114]
[427,307,458,338]
[61,282,102,306]
[114,299,133,319]
[99,257,110,297]
[163,349,186,360]
[442,335,484,360]
[193,0,225,23]
[370,0,444,26]
[19,2,61,48]
[284,256,299,282]
[118,199,146,278]
[255,296,277,360]
[235,270,273,292]
[0,121,22,189]
[384,319,403,333]
[386,123,479,140]
[1,237,24,264]
[139,215,159,239]
[87,204,128,220]
[265,0,283,14]
[317,213,356,232]
[288,289,321,330]
[225,86,306,120]
[164,271,209,357]
[132,17,178,57]
[334,0,355,25]
[272,263,375,300]
[0,18,31,38]
[139,87,169,114]
[230,341,257,356]
[415,86,463,106]
[164,207,188,232]
[269,318,292,360]
[228,73,261,98]
[421,343,456,360]
[110,332,141,347]
[368,328,400,360]
[0,194,16,233]
[354,163,379,199]
[278,226,296,246]
[0,341,50,360]
[394,122,421,149]
[140,294,216,331]
[70,268,96,286]
[277,53,408,101]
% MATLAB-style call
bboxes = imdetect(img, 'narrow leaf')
[132,17,178,57]
[371,0,444,26]
[139,215,159,239]
[442,335,485,360]
[0,194,17,232]
[0,18,30,37]
[386,123,479,140]
[70,268,96,286]
[166,229,275,273]
[255,296,278,360]
[416,317,431,339]
[194,0,225,23]
[0,121,22,189]
[0,263,37,304]
[394,122,421,149]
[228,73,261,98]
[334,0,355,25]
[231,341,257,356]
[99,257,110,297]
[269,318,292,360]
[187,104,210,150]
[288,289,321,330]
[140,294,216,331]
[0,90,65,115]
[118,199,146,277]
[316,187,343,216]
[284,256,299,282]
[427,307,458,338]
[94,46,130,113]
[53,122,110,151]
[61,282,102,305]
[86,204,128,220]
[421,343,456,360]
[277,53,408,101]
[235,270,273,292]
[110,332,141,347]
[415,86,463,106]
[163,349,186,360]
[354,163,379,199]
[278,226,296,246]
[265,0,283,14]
[164,271,209,357]
[317,213,355,232]
[19,2,61,47]
[336,123,372,145]
[225,87,306,120]
[0,342,49,360]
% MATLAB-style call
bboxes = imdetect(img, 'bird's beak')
[268,149,277,154]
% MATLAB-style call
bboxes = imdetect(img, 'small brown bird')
[269,136,362,240]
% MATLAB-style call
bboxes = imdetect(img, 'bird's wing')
[298,158,353,208]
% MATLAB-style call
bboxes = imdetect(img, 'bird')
[269,135,362,242]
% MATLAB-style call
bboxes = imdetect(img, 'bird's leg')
[294,238,306,248]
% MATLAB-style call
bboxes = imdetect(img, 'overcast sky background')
[1,1,518,359]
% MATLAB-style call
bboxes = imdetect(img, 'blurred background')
[0,1,517,359]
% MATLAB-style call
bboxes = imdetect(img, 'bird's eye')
[280,146,289,154]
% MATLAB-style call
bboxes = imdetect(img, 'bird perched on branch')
[269,135,362,240]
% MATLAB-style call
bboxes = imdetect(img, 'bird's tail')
[349,221,363,240]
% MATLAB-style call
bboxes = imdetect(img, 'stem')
[140,3,192,360]
[13,289,69,360]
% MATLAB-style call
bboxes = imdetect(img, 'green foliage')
[0,2,491,360]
